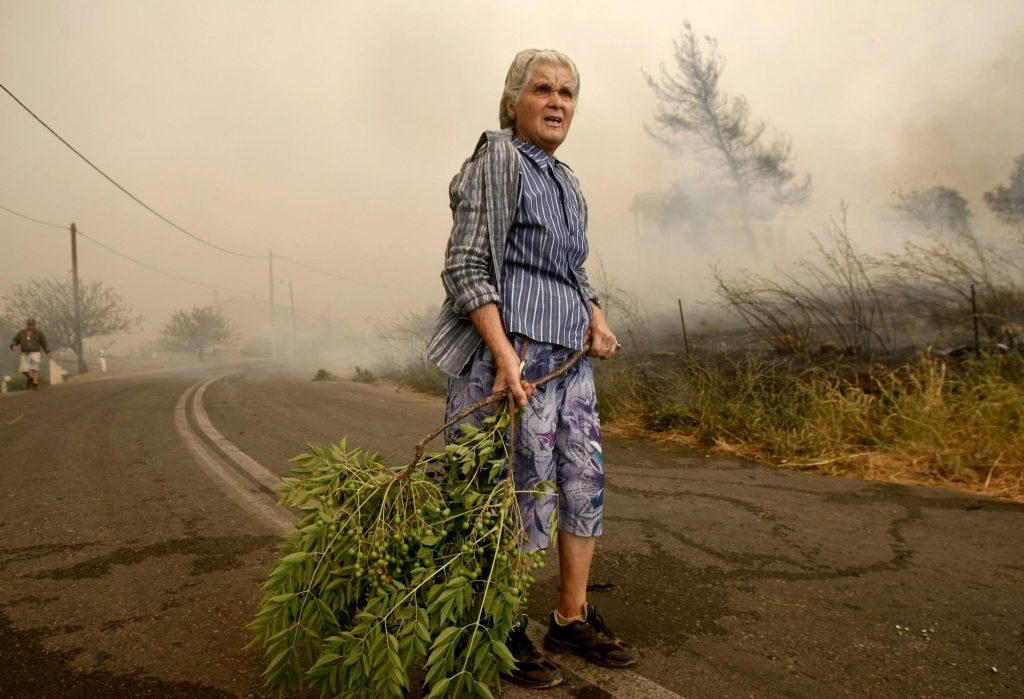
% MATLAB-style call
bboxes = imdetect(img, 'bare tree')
[881,187,1009,339]
[2,276,139,371]
[159,306,234,361]
[645,21,810,249]
[587,255,652,352]
[715,207,892,356]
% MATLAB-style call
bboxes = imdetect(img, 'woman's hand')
[468,303,536,408]
[493,352,536,408]
[584,303,619,360]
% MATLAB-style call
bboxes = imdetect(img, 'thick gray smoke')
[1,1,1022,361]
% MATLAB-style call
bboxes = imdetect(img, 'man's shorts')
[445,337,604,550]
[19,351,41,373]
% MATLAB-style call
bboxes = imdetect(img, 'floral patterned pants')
[445,337,604,549]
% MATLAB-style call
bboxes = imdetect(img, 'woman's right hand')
[493,352,535,409]
[468,303,536,409]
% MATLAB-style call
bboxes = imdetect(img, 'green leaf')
[430,626,461,651]
[309,652,342,671]
[475,680,496,699]
[281,551,312,564]
[316,598,339,627]
[491,639,516,669]
[265,645,291,674]
[425,677,450,699]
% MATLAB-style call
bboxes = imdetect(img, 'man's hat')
[25,318,36,325]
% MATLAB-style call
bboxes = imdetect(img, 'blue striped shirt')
[427,129,600,376]
[501,139,591,349]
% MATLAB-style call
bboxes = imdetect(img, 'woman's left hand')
[584,304,619,360]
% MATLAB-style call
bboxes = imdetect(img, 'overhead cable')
[0,201,254,293]
[0,81,265,259]
[0,202,66,229]
[274,253,406,290]
[2,84,401,288]
[76,228,255,293]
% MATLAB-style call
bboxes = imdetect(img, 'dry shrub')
[596,352,1024,501]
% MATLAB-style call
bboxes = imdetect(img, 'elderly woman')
[427,49,637,689]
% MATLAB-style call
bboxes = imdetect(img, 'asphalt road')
[1,362,1022,699]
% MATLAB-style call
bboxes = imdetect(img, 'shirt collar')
[513,138,558,169]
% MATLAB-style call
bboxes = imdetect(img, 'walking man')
[9,318,52,390]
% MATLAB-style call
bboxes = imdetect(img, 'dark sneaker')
[544,604,639,668]
[502,615,563,689]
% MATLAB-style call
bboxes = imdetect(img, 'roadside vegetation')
[596,351,1024,500]
[159,305,234,361]
[372,307,447,396]
[595,161,1024,501]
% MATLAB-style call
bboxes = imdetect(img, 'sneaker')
[544,604,639,668]
[502,615,563,689]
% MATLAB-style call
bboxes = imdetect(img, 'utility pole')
[288,280,296,357]
[288,280,296,332]
[70,223,87,373]
[268,249,276,358]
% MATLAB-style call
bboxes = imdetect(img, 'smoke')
[1,1,1023,358]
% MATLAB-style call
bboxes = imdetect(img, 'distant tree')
[881,183,1024,339]
[983,154,1024,230]
[2,276,139,372]
[645,21,810,249]
[159,306,234,361]
[897,186,972,234]
[0,312,19,376]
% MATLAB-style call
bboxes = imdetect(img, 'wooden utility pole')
[70,223,87,373]
[268,250,276,358]
[288,280,296,334]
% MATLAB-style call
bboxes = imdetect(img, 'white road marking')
[191,378,285,495]
[524,620,685,699]
[174,377,292,533]
[177,372,684,698]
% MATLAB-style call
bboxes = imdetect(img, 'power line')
[0,202,255,294]
[76,228,255,293]
[0,81,265,260]
[2,83,404,289]
[1,200,401,294]
[275,253,407,290]
[0,202,66,229]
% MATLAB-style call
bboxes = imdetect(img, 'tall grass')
[387,356,447,396]
[596,352,1024,499]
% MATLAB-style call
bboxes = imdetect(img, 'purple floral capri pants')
[445,337,604,549]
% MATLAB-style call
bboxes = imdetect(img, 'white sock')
[554,607,586,625]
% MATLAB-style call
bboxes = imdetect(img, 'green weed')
[596,352,1024,499]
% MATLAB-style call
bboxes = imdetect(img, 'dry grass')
[596,352,1024,502]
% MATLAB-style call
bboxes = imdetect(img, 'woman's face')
[507,63,576,155]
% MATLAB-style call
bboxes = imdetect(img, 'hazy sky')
[3,0,1023,345]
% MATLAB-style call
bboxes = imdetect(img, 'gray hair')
[499,49,580,129]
